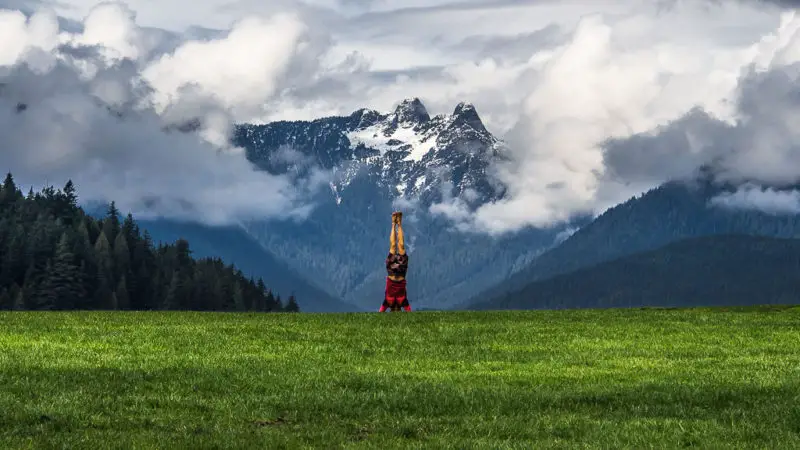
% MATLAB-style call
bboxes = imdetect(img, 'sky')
[2,0,800,232]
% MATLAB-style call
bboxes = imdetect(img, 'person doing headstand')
[380,211,411,312]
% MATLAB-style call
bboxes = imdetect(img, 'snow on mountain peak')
[233,97,504,208]
[452,102,488,135]
[393,98,430,125]
[345,98,495,163]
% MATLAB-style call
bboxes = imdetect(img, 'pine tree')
[21,264,42,309]
[265,290,278,312]
[37,259,58,310]
[93,231,115,309]
[113,232,130,281]
[46,233,85,309]
[0,225,25,287]
[63,180,77,207]
[285,294,300,312]
[115,275,130,310]
[163,274,179,310]
[12,286,26,310]
[2,172,15,192]
[233,281,246,312]
[0,288,10,310]
[121,213,138,248]
[0,172,19,205]
[102,202,121,243]
[211,276,225,311]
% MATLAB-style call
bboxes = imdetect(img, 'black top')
[386,253,409,277]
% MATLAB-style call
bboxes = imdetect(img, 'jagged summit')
[451,102,488,134]
[336,97,500,165]
[393,98,430,125]
[234,96,505,210]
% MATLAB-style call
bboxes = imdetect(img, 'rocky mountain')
[466,174,800,309]
[238,98,507,204]
[470,234,800,311]
[232,98,568,311]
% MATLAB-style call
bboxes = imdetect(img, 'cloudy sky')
[2,0,800,232]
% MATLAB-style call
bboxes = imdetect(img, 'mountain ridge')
[469,234,800,310]
[465,175,800,309]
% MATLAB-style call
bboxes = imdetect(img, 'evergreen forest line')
[0,174,300,312]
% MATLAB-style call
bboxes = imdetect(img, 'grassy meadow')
[0,306,799,449]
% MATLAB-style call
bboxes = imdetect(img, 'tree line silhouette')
[0,173,300,312]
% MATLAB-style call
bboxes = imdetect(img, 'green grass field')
[1,306,799,449]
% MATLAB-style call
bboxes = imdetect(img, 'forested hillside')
[0,174,299,312]
[471,235,800,310]
[468,177,800,307]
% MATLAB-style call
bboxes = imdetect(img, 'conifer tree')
[12,286,26,311]
[93,231,114,309]
[47,233,85,309]
[265,290,278,312]
[233,281,246,312]
[116,275,130,310]
[113,232,130,281]
[163,274,179,310]
[0,288,10,310]
[285,295,300,312]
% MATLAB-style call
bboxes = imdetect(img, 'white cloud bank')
[438,2,800,233]
[0,2,332,224]
[4,0,800,232]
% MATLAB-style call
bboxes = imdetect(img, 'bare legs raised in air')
[380,212,411,312]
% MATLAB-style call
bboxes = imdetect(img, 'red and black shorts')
[381,277,411,311]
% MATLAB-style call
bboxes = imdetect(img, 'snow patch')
[346,124,392,155]
[346,123,436,162]
[329,181,342,205]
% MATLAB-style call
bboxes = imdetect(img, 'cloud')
[595,10,800,192]
[0,2,332,225]
[710,184,800,214]
[142,13,308,118]
[428,2,800,233]
[287,0,800,234]
[5,0,800,233]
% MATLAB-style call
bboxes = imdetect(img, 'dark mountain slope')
[471,234,800,310]
[136,220,360,312]
[467,177,800,308]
